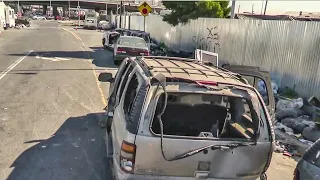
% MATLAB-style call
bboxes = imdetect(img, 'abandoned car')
[98,56,275,180]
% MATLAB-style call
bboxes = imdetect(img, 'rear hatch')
[134,84,272,179]
[222,65,275,124]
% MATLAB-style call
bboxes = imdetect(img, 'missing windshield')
[151,92,260,140]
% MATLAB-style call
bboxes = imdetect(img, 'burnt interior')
[151,93,259,139]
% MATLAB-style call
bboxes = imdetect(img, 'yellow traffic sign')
[138,1,152,17]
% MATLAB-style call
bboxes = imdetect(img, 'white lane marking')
[0,50,33,80]
[35,56,71,62]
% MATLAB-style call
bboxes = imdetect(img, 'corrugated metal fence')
[112,14,320,99]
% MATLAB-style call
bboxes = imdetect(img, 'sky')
[235,1,320,15]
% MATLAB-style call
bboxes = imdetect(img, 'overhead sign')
[138,1,152,17]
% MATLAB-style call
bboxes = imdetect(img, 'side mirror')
[98,72,114,82]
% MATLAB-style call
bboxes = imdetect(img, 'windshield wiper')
[169,142,257,161]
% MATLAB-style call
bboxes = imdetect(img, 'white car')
[32,15,46,20]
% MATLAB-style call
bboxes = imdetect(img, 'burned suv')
[98,56,275,180]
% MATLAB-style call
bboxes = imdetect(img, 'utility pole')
[264,0,268,15]
[78,1,80,27]
[230,0,236,19]
[119,1,122,28]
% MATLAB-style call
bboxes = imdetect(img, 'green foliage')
[279,87,299,99]
[159,42,168,49]
[162,1,231,26]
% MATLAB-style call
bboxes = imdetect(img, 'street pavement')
[0,21,114,180]
[0,20,297,180]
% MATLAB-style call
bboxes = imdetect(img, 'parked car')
[102,31,120,50]
[46,15,54,20]
[113,36,149,65]
[98,56,275,180]
[54,15,63,20]
[32,15,46,20]
[294,138,320,180]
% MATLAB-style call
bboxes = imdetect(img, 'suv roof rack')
[135,56,248,84]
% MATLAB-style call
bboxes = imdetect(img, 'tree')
[162,1,231,26]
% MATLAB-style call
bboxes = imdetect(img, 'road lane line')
[61,27,107,106]
[0,50,33,80]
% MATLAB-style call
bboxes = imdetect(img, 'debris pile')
[15,19,31,29]
[273,90,320,157]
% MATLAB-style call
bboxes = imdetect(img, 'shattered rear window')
[151,91,260,139]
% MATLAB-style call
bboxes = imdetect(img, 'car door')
[106,59,132,120]
[223,65,276,124]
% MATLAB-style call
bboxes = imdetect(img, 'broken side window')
[151,92,260,140]
[241,75,269,106]
[122,73,139,121]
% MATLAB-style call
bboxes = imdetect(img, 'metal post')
[260,1,264,15]
[263,0,268,15]
[17,0,20,12]
[105,0,108,15]
[119,1,122,28]
[78,1,80,27]
[230,0,236,19]
[123,3,126,28]
[251,4,254,13]
[68,1,70,18]
[144,16,145,31]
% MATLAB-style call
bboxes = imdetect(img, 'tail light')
[140,50,149,56]
[293,168,299,180]
[117,48,126,54]
[120,141,136,173]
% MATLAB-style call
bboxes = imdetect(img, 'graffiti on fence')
[192,26,220,53]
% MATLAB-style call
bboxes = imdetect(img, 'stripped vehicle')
[102,28,151,51]
[113,36,149,65]
[98,56,275,180]
[102,31,121,49]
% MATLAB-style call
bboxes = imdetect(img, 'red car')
[54,15,63,20]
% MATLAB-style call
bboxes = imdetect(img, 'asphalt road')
[0,20,297,180]
[0,21,115,180]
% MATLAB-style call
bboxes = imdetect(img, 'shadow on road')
[7,46,117,69]
[7,113,113,180]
